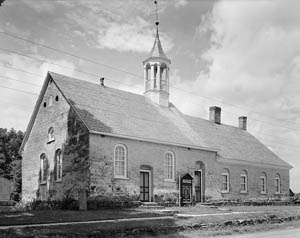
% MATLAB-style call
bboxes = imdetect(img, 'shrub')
[22,197,79,211]
[87,195,140,209]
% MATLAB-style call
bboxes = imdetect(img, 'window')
[240,170,248,193]
[43,102,47,108]
[221,169,229,193]
[48,127,55,142]
[275,174,281,194]
[55,95,59,101]
[164,152,175,180]
[49,96,53,107]
[54,149,62,181]
[114,145,127,178]
[260,172,267,194]
[40,154,48,184]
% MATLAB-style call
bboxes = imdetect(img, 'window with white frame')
[260,172,267,194]
[114,145,127,178]
[221,169,230,193]
[240,170,248,193]
[164,152,174,180]
[275,173,281,194]
[48,127,55,142]
[40,154,48,184]
[54,149,62,181]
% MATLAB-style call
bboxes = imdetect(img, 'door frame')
[140,170,152,202]
[194,169,203,203]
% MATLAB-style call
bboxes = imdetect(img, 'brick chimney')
[209,106,221,124]
[100,77,105,86]
[238,116,247,130]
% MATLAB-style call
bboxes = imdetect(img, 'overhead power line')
[0,30,299,128]
[1,60,299,132]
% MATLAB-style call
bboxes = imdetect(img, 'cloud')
[97,16,173,53]
[62,0,173,53]
[174,0,188,8]
[187,0,300,190]
[0,52,75,130]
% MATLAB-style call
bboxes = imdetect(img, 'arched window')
[221,168,230,193]
[240,170,248,193]
[164,151,175,180]
[40,154,48,184]
[260,172,267,194]
[114,144,127,178]
[54,149,62,181]
[275,173,281,194]
[48,127,54,142]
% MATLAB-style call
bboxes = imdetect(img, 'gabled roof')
[21,72,292,169]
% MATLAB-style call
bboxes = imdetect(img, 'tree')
[0,128,24,201]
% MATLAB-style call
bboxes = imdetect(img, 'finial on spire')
[154,1,159,26]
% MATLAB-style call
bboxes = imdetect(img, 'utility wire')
[0,31,299,128]
[1,30,298,126]
[1,61,299,132]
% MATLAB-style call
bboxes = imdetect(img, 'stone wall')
[0,177,12,201]
[22,79,89,202]
[89,134,290,202]
[89,134,219,202]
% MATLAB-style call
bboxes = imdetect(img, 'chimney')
[238,116,247,130]
[209,106,221,124]
[100,77,105,86]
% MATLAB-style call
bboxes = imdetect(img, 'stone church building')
[20,24,292,205]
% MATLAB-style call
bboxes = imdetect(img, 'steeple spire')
[142,0,171,107]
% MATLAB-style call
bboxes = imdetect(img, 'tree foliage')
[0,128,24,201]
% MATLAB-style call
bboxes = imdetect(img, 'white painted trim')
[240,174,248,193]
[221,172,229,193]
[90,130,219,152]
[113,144,128,179]
[195,169,203,202]
[218,157,292,170]
[164,151,175,181]
[260,176,267,194]
[275,174,281,194]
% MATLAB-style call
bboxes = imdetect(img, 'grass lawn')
[0,209,164,226]
[0,205,300,237]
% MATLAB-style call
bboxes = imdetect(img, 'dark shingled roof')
[50,72,291,168]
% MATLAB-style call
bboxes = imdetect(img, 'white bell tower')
[143,1,171,107]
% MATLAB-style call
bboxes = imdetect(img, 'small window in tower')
[43,102,47,108]
[55,95,59,102]
[48,127,55,143]
[49,96,53,107]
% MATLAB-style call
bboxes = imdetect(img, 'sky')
[0,0,299,192]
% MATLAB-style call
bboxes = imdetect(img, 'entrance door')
[195,170,202,202]
[140,171,150,202]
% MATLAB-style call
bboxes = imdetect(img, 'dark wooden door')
[195,170,202,202]
[140,171,150,202]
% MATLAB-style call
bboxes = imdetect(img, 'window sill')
[114,176,129,180]
[54,180,62,183]
[40,182,47,185]
[221,190,230,194]
[275,192,281,195]
[47,139,55,144]
[260,192,267,195]
[240,191,248,194]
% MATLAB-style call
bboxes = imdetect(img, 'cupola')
[143,1,171,107]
